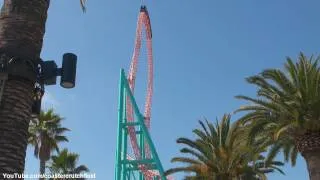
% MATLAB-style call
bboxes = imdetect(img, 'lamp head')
[60,53,77,88]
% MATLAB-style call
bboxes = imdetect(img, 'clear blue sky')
[3,0,319,179]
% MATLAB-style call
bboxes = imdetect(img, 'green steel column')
[115,69,125,180]
[139,124,145,180]
[123,88,128,180]
[123,78,167,180]
[117,69,167,180]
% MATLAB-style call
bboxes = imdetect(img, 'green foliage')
[166,114,284,179]
[28,109,70,161]
[236,53,320,165]
[48,148,89,177]
[48,148,89,174]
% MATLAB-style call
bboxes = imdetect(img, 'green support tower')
[115,69,167,180]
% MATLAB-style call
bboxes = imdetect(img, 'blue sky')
[4,0,320,179]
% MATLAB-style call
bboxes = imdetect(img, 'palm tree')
[165,114,284,179]
[0,0,86,173]
[28,109,69,179]
[236,53,320,180]
[48,148,89,180]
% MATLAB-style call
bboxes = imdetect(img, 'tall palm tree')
[0,0,86,173]
[28,109,69,179]
[48,148,89,180]
[236,53,320,180]
[165,114,284,179]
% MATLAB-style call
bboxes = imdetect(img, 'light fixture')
[42,53,77,88]
[60,53,77,88]
[31,53,77,115]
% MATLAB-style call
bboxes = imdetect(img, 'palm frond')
[236,52,320,167]
[80,0,87,12]
[168,114,284,178]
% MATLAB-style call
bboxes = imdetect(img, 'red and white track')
[126,6,156,179]
[127,155,174,179]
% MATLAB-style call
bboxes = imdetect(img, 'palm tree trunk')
[296,132,320,180]
[39,159,46,180]
[0,79,33,173]
[0,0,49,174]
[302,151,320,180]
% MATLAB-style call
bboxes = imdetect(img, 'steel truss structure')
[115,69,167,180]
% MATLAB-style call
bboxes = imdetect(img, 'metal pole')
[139,123,145,180]
[115,69,125,180]
[123,87,128,179]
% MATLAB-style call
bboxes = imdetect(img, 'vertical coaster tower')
[115,6,170,180]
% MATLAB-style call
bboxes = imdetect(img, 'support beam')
[115,69,167,180]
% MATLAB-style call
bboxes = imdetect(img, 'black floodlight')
[31,53,77,115]
[41,53,77,88]
[60,53,77,88]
